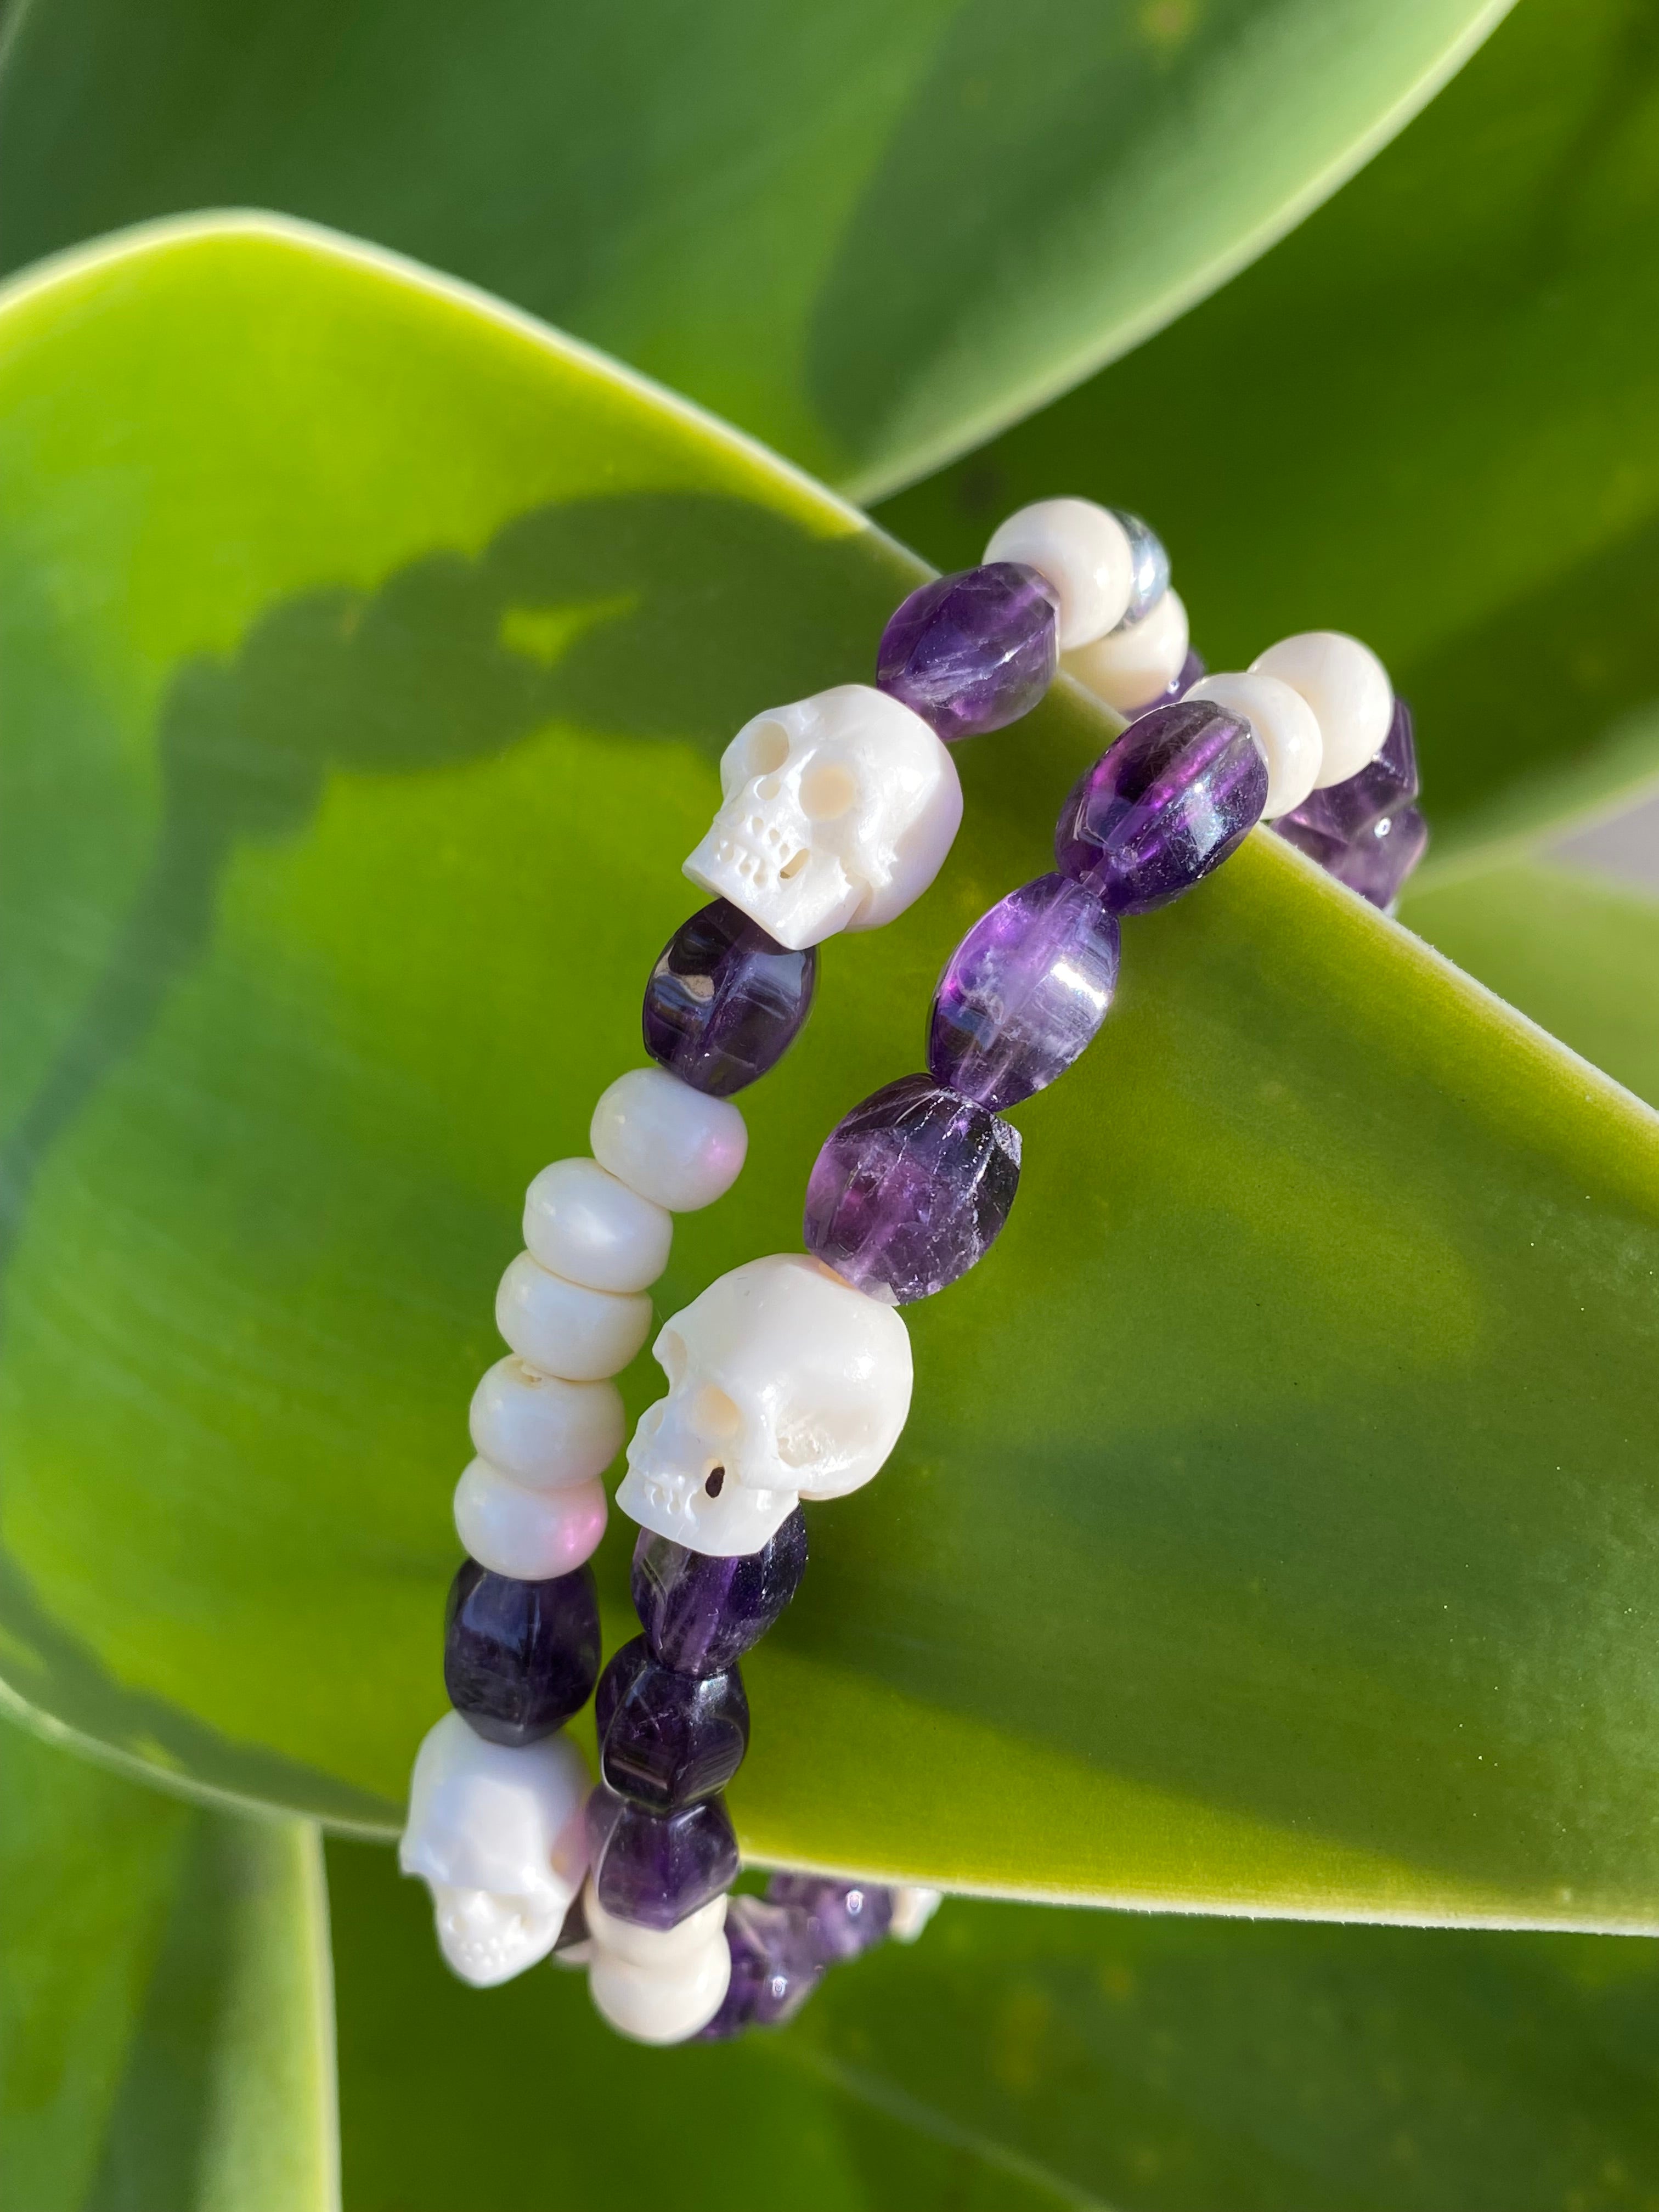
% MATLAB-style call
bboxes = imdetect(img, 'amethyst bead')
[766,1874,893,1962]
[642,899,817,1098]
[876,563,1059,743]
[1331,805,1429,909]
[596,1636,749,1811]
[632,1510,808,1680]
[804,1074,1021,1305]
[1281,697,1419,845]
[442,1560,600,1747]
[1127,647,1205,719]
[1054,698,1267,913]
[699,1897,825,2039]
[586,1784,740,1931]
[928,872,1120,1111]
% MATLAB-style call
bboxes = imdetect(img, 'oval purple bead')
[928,872,1120,1111]
[1126,646,1205,720]
[596,1635,749,1811]
[1054,698,1267,913]
[632,1510,808,1680]
[642,898,817,1098]
[442,1559,600,1747]
[766,1874,893,1963]
[1279,696,1419,846]
[803,1073,1021,1305]
[586,1783,740,1931]
[698,1896,825,2039]
[876,562,1059,743]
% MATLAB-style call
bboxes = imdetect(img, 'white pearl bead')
[1062,587,1189,713]
[523,1156,672,1294]
[984,498,1133,650]
[590,1067,747,1213]
[453,1459,607,1578]
[588,1933,732,2044]
[889,1886,944,1943]
[495,1251,651,1381]
[1185,669,1323,818]
[583,1880,727,1967]
[1249,631,1392,787]
[469,1356,624,1489]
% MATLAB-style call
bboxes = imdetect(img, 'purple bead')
[586,1784,740,1931]
[698,1897,825,2039]
[642,899,817,1098]
[632,1511,808,1680]
[1126,647,1206,719]
[1281,697,1419,845]
[928,872,1120,1111]
[766,1874,893,1963]
[1054,698,1267,913]
[1327,804,1429,910]
[803,1074,1021,1305]
[442,1560,600,1747]
[876,563,1059,743]
[596,1636,749,1810]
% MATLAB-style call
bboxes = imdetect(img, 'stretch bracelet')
[399,497,1427,2037]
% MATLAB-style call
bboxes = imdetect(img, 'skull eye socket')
[741,719,791,777]
[799,761,860,821]
[693,1385,742,1438]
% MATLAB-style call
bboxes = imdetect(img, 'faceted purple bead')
[928,871,1119,1111]
[1054,698,1267,913]
[766,1874,893,1963]
[642,898,817,1098]
[586,1784,740,1931]
[803,1074,1021,1305]
[1328,804,1429,910]
[1126,647,1205,720]
[596,1636,749,1811]
[876,563,1059,743]
[632,1510,808,1680]
[698,1897,825,2039]
[1282,697,1419,845]
[442,1559,600,1747]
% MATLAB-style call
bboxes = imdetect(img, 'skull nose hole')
[779,849,809,879]
[704,1466,726,1498]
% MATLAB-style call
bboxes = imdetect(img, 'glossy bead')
[633,1509,809,1678]
[453,1460,607,1580]
[584,1881,728,1968]
[1127,647,1205,719]
[1250,631,1392,787]
[469,1357,624,1491]
[590,1066,747,1212]
[890,1886,944,1942]
[699,1897,825,2038]
[1330,805,1430,909]
[767,1874,893,1962]
[1185,669,1323,819]
[1054,698,1268,914]
[1063,586,1189,714]
[803,1074,1021,1305]
[443,1559,601,1746]
[596,1636,749,1810]
[1113,510,1172,625]
[495,1252,651,1381]
[928,871,1120,1111]
[876,563,1059,742]
[643,899,817,1098]
[984,499,1134,649]
[588,1923,732,2043]
[586,1784,741,1931]
[523,1158,672,1294]
[1286,696,1418,843]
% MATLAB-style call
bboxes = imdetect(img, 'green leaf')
[0,0,1508,498]
[877,0,1659,854]
[5,215,1659,1929]
[0,1710,337,2211]
[330,1833,1659,2212]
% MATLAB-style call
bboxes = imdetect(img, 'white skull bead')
[617,1252,913,1555]
[684,685,963,951]
[399,1712,590,1987]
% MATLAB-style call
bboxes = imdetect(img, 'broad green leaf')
[0,0,1508,498]
[877,0,1659,854]
[0,1710,337,2211]
[4,216,1659,1929]
[330,1833,1659,2212]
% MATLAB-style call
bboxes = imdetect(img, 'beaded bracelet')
[398,497,1427,2037]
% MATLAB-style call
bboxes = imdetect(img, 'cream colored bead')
[469,1356,624,1489]
[1185,669,1323,819]
[495,1251,651,1380]
[984,498,1133,650]
[890,1886,944,1943]
[1063,587,1189,714]
[1249,631,1392,787]
[590,1066,747,1213]
[583,1880,727,1968]
[588,1934,732,2044]
[453,1459,607,1578]
[523,1156,672,1293]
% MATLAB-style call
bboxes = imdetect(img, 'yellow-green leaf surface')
[0,1712,337,2211]
[878,0,1659,854]
[330,1835,1659,2212]
[0,0,1509,498]
[4,216,1659,1931]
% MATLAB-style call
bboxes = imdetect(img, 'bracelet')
[398,496,1426,2035]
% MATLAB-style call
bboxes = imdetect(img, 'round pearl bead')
[522,1157,672,1294]
[584,1881,727,1968]
[590,1066,747,1213]
[588,1932,732,2044]
[1185,669,1323,819]
[469,1356,624,1489]
[1062,587,1189,713]
[454,1460,608,1579]
[495,1252,652,1381]
[984,498,1134,650]
[1249,631,1392,787]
